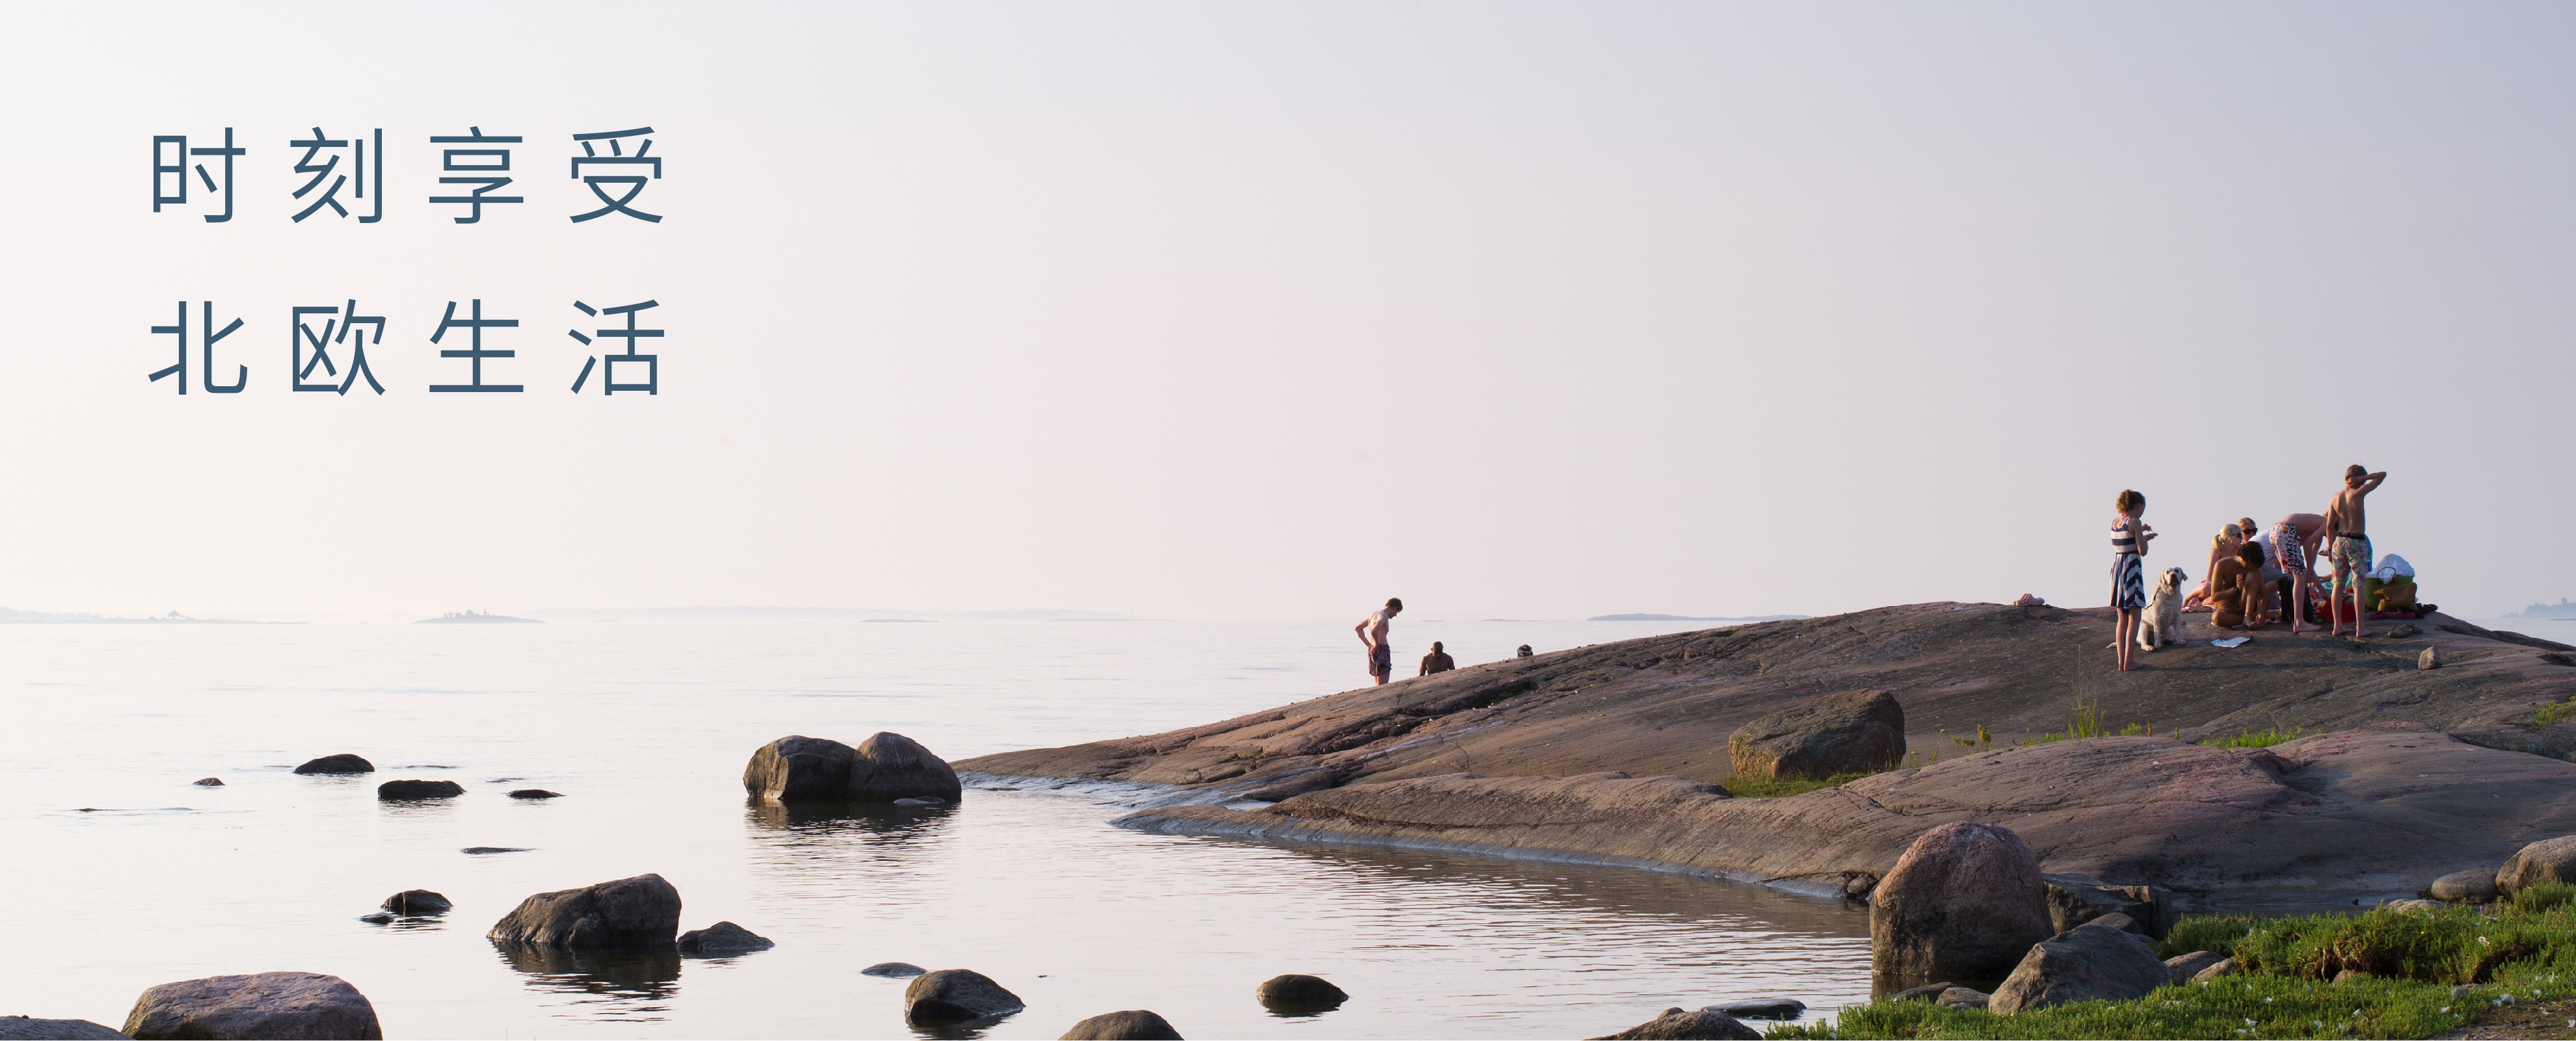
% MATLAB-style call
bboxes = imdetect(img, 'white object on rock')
[2212,637,2251,648]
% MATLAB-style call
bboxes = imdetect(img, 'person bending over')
[1354,598,1402,686]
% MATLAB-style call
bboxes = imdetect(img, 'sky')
[0,2,2569,621]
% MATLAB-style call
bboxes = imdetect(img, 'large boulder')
[2044,875,2177,940]
[293,755,373,776]
[1989,923,2171,1014]
[487,873,681,949]
[676,921,773,955]
[120,972,381,1040]
[1587,1007,1760,1040]
[1059,1009,1183,1040]
[2498,836,2576,895]
[743,736,857,801]
[381,890,450,915]
[2429,868,2499,904]
[1728,689,1904,780]
[904,969,1025,1023]
[1870,822,2054,991]
[848,732,963,802]
[1254,974,1347,1011]
[0,1017,127,1040]
[375,780,462,801]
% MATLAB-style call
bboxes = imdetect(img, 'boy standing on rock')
[1355,598,1402,686]
[2324,465,2389,638]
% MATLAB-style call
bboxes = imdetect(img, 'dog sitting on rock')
[2139,567,2186,650]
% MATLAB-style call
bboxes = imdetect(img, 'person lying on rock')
[2210,542,2269,630]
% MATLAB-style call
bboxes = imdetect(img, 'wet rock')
[1989,923,2170,1014]
[120,971,381,1040]
[0,1016,128,1040]
[1712,998,1803,1020]
[2498,836,2576,895]
[1870,822,2054,990]
[356,913,394,925]
[1727,689,1905,781]
[382,890,450,915]
[1058,1009,1183,1040]
[2044,875,2177,940]
[487,873,681,949]
[848,732,965,803]
[507,789,561,800]
[2166,951,2227,984]
[375,780,462,801]
[2429,868,2499,904]
[293,755,373,776]
[675,921,773,955]
[2385,898,2445,913]
[743,735,859,801]
[193,778,224,787]
[903,969,1025,1024]
[1886,982,1958,1002]
[2194,958,2238,982]
[1935,987,1989,1010]
[1254,974,1347,1012]
[461,847,528,855]
[862,962,926,978]
[1586,1007,1760,1040]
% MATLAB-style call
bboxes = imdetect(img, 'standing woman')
[2110,490,2156,671]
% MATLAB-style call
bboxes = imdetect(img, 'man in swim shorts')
[1355,598,1402,685]
[2263,512,2328,633]
[2324,465,2389,637]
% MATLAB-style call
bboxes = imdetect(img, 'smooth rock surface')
[2430,867,2501,904]
[120,972,381,1040]
[1712,998,1803,1020]
[487,873,681,949]
[2045,875,2176,939]
[192,778,222,787]
[293,755,373,776]
[507,789,562,800]
[1989,923,2171,1014]
[1058,1009,1182,1040]
[1587,1007,1760,1040]
[848,732,964,802]
[862,962,926,977]
[381,889,450,915]
[2166,951,2227,984]
[742,735,858,802]
[675,921,773,955]
[2499,836,2576,895]
[1870,822,2054,991]
[0,1016,127,1040]
[904,969,1025,1023]
[375,780,462,800]
[1728,689,1905,781]
[1254,974,1347,1010]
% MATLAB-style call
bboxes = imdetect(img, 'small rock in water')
[1585,1007,1760,1040]
[293,754,375,775]
[487,873,680,949]
[507,789,562,800]
[1058,1008,1184,1040]
[1713,999,1803,1020]
[677,921,775,955]
[863,962,927,978]
[461,847,529,855]
[192,778,224,787]
[904,969,1025,1024]
[376,780,463,801]
[383,889,451,915]
[120,971,381,1040]
[357,912,396,925]
[1255,974,1347,1012]
[0,1015,129,1039]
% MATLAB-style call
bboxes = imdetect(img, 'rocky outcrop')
[2429,867,2499,904]
[2166,951,2227,983]
[375,780,462,800]
[1254,974,1347,1011]
[293,755,373,776]
[1587,1007,1760,1040]
[120,973,381,1040]
[903,969,1024,1024]
[193,778,223,787]
[862,962,926,977]
[1058,1009,1183,1040]
[676,921,772,955]
[2045,875,2175,939]
[848,733,963,802]
[2499,837,2576,895]
[1870,823,2054,990]
[1989,923,2170,1014]
[0,1017,127,1040]
[487,874,681,949]
[2447,723,2576,762]
[382,890,450,915]
[744,736,857,801]
[1728,689,1904,781]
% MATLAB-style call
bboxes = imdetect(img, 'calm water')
[0,619,1870,1038]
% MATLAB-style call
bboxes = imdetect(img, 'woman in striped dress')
[2110,489,2156,672]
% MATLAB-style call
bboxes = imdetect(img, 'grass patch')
[2203,726,2305,748]
[1769,971,2473,1039]
[2539,698,2575,725]
[1721,772,1872,798]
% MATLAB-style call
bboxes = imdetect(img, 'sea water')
[0,619,1870,1038]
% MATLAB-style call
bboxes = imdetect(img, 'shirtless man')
[1354,598,1402,686]
[1418,640,1455,676]
[2324,465,2390,637]
[2262,512,2329,633]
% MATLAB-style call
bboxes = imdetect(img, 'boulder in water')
[1989,923,2170,1014]
[375,780,462,801]
[1727,689,1905,781]
[743,736,858,801]
[1058,1009,1183,1040]
[903,969,1025,1024]
[848,732,963,803]
[2498,836,2576,895]
[862,962,926,978]
[293,755,373,776]
[120,971,381,1040]
[382,890,451,915]
[1585,1007,1760,1040]
[193,778,224,787]
[1712,998,1803,1020]
[0,1016,128,1039]
[1870,822,2054,991]
[507,789,562,800]
[487,873,681,949]
[676,921,773,955]
[1254,974,1347,1012]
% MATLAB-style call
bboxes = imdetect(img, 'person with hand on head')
[2324,465,2389,637]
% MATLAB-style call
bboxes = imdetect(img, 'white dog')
[2139,567,2186,651]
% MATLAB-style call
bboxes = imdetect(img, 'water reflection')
[906,1012,1018,1040]
[745,797,958,835]
[493,943,682,1021]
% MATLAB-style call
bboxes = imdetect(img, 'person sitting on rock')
[1418,641,1456,676]
[2209,542,2269,629]
[2184,521,2247,611]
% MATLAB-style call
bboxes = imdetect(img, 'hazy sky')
[2,3,2569,620]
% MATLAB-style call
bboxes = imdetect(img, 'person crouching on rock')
[1419,641,1455,676]
[2184,521,2246,612]
[2209,541,2268,630]
[1356,598,1402,686]
[2110,490,2156,671]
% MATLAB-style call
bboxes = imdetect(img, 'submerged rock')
[507,789,562,800]
[1586,1007,1760,1040]
[848,732,964,803]
[1254,974,1347,1012]
[1058,1009,1183,1040]
[1871,822,2054,991]
[2429,867,2501,904]
[293,755,373,776]
[461,847,528,855]
[861,962,926,978]
[375,780,462,801]
[193,778,224,787]
[676,921,773,955]
[1727,689,1905,781]
[0,1016,128,1040]
[1712,998,1803,1020]
[2165,951,2227,984]
[2498,836,2576,895]
[356,913,394,925]
[120,971,381,1040]
[487,873,681,949]
[1989,923,2169,1014]
[903,969,1024,1024]
[382,890,451,916]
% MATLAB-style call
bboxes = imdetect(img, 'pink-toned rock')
[121,972,380,1040]
[1869,822,2054,991]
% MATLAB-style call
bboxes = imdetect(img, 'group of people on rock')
[2107,465,2389,672]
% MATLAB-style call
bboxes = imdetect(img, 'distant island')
[0,607,283,625]
[1587,613,1810,622]
[416,611,542,624]
[2514,599,2576,619]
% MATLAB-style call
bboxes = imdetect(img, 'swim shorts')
[2330,534,2374,590]
[1370,643,1393,678]
[2269,521,2305,573]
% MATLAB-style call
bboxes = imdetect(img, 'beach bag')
[2375,579,2418,611]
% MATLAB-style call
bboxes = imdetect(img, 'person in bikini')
[1354,598,1402,685]
[2263,512,2328,633]
[2324,465,2389,637]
